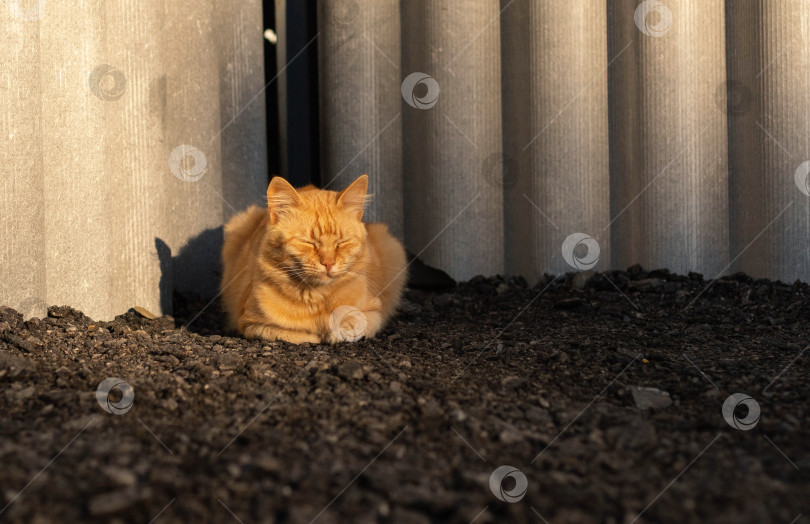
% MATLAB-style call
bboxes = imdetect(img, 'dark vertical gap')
[284,0,321,187]
[263,0,280,182]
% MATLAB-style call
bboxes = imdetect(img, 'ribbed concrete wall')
[312,0,810,285]
[6,1,810,319]
[402,0,504,280]
[608,0,729,276]
[1,0,267,320]
[726,0,810,282]
[317,0,403,238]
[502,0,611,282]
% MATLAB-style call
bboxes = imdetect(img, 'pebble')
[499,427,524,444]
[104,467,136,487]
[15,386,36,400]
[213,353,241,371]
[88,489,139,516]
[501,376,527,390]
[3,334,34,353]
[338,360,364,380]
[131,306,158,320]
[631,386,673,410]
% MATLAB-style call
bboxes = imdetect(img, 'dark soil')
[1,267,808,523]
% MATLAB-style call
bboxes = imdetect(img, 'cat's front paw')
[326,304,381,343]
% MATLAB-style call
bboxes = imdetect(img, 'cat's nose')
[321,261,334,273]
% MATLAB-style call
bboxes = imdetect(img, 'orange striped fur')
[220,175,407,344]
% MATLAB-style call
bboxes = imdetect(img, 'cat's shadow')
[155,227,228,333]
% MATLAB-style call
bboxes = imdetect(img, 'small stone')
[25,336,44,347]
[3,334,34,352]
[338,360,364,380]
[501,376,527,390]
[16,386,36,400]
[0,322,10,333]
[496,283,510,295]
[627,278,662,292]
[390,381,403,393]
[499,427,524,444]
[88,489,139,516]
[255,455,280,472]
[103,467,136,487]
[213,353,241,371]
[131,306,158,319]
[48,307,66,318]
[631,386,672,410]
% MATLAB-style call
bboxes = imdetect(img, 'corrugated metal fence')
[317,0,810,284]
[1,0,267,320]
[3,0,810,320]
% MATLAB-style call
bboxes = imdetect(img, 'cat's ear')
[337,174,370,219]
[267,176,300,223]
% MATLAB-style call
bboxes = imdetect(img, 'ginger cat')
[220,175,407,344]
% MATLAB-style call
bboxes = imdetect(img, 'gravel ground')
[0,267,808,523]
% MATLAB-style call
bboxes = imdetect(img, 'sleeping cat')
[220,175,407,344]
